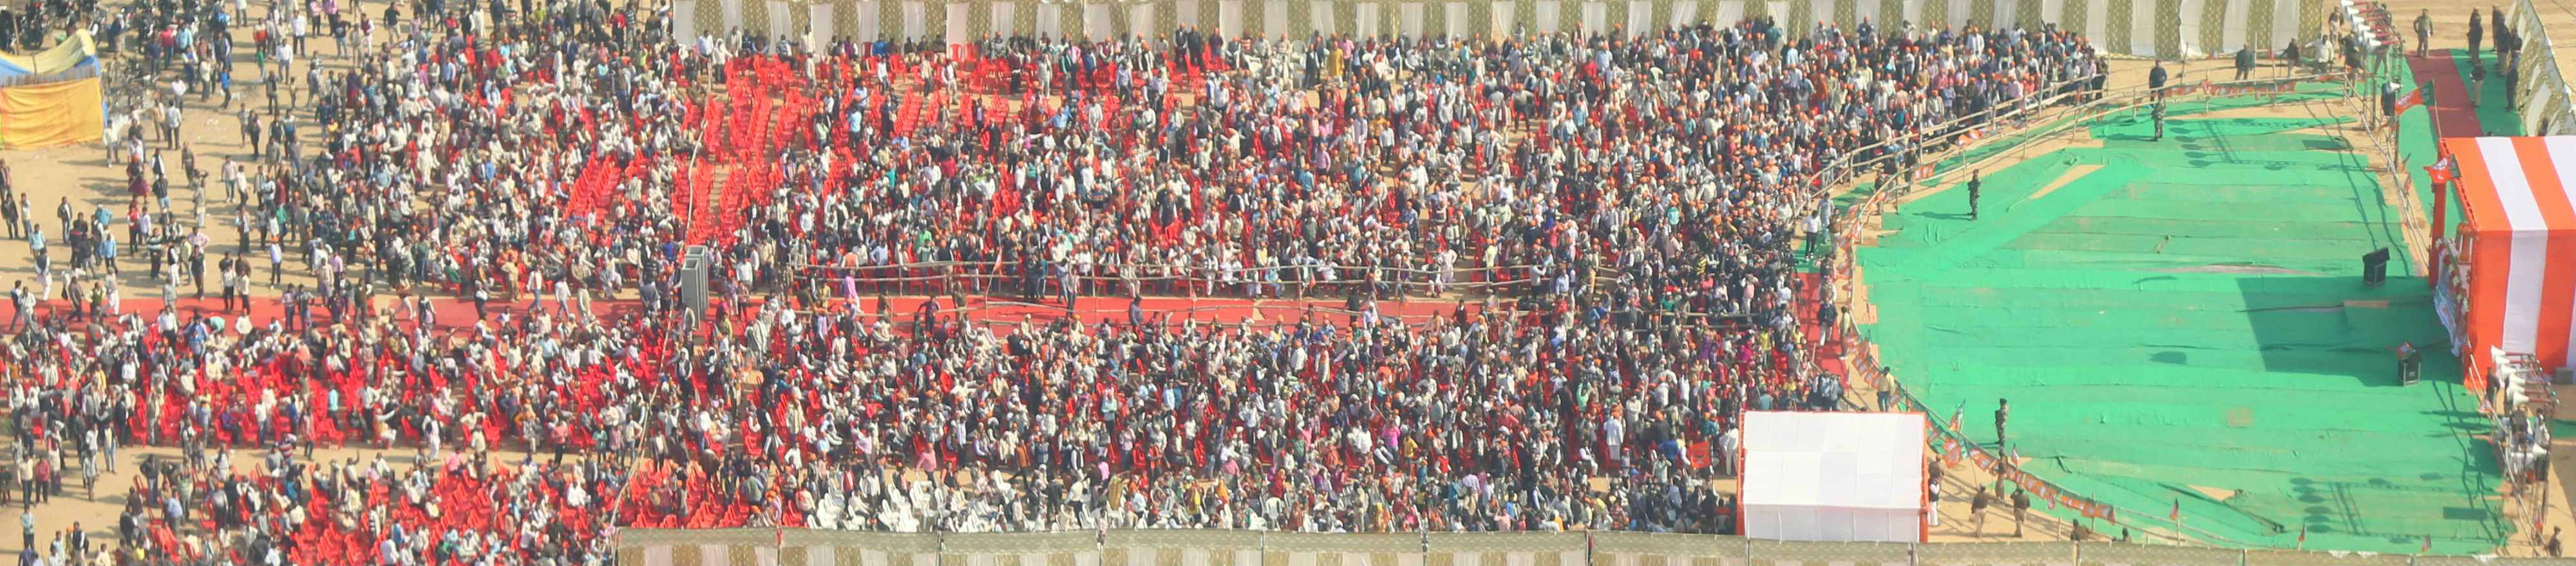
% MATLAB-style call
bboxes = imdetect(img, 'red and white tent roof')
[2441,137,2576,371]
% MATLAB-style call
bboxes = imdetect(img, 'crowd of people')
[0,0,2113,561]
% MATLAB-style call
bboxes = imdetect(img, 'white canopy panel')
[1739,411,1927,542]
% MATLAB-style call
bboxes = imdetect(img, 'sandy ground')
[0,0,397,558]
[0,6,376,303]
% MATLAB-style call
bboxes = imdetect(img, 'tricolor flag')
[2170,498,2181,522]
[2423,534,2433,552]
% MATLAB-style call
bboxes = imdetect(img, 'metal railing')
[613,527,2555,565]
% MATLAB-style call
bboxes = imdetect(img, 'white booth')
[1738,411,1929,542]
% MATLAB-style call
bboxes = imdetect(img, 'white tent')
[1739,411,1928,542]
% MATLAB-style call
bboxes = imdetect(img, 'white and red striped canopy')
[2441,137,2576,372]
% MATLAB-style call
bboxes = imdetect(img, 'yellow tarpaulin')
[0,77,103,148]
[0,31,96,76]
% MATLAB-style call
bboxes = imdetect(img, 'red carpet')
[2407,52,2494,138]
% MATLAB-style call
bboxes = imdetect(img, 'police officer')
[2151,99,2168,141]
[2011,486,2033,536]
[1994,398,2011,447]
[1966,171,1983,220]
[2148,61,2170,98]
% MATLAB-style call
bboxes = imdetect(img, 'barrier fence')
[612,528,2576,565]
[670,0,2325,62]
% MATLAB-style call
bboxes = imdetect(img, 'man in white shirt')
[267,241,284,287]
[162,104,184,149]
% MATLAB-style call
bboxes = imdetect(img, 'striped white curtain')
[674,0,699,39]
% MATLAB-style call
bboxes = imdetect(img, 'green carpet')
[1861,116,2506,554]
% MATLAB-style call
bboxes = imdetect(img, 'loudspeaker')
[680,245,712,312]
[2362,248,2391,287]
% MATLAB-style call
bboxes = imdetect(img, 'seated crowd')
[3,0,2105,562]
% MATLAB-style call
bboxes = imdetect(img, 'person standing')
[1971,486,1992,535]
[2011,486,2032,536]
[2470,10,2485,70]
[470,276,489,321]
[2472,63,2487,108]
[162,102,182,149]
[2235,46,2256,80]
[2493,7,2510,68]
[2148,61,2169,99]
[1,193,17,240]
[1966,171,1983,220]
[1994,398,2011,447]
[2416,10,2434,57]
[2151,99,2168,141]
[218,254,238,311]
[188,230,206,298]
[267,240,283,287]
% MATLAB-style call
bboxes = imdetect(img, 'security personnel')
[1966,171,1983,220]
[2151,99,2168,141]
[2011,487,2034,536]
[1994,398,2011,447]
[2148,61,2170,98]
